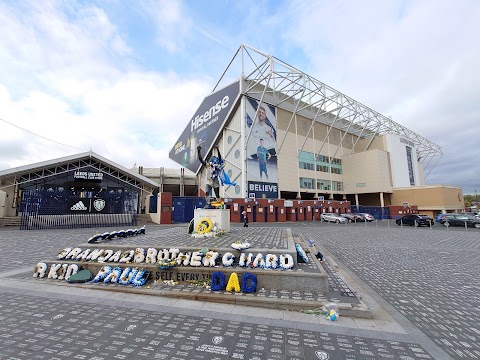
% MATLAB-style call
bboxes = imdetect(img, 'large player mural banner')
[245,98,279,199]
[169,81,240,173]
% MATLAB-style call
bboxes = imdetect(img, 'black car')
[396,214,434,226]
[440,214,480,228]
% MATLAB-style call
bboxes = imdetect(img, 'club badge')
[93,199,106,211]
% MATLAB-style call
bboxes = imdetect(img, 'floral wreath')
[196,218,213,234]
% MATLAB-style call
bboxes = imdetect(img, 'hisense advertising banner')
[169,81,240,173]
[245,97,279,199]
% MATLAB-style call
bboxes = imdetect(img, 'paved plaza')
[0,222,479,359]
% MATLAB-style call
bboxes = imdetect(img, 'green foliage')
[464,194,479,207]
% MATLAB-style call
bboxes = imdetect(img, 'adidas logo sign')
[71,201,88,211]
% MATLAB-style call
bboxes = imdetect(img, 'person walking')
[242,210,249,227]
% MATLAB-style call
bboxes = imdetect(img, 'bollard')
[429,220,432,229]
[388,219,390,228]
[465,221,468,231]
[401,219,403,227]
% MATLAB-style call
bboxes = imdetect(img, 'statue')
[197,145,236,207]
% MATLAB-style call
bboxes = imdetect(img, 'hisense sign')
[169,81,240,173]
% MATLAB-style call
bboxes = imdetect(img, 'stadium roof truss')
[214,45,442,178]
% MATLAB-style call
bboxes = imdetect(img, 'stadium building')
[169,45,464,218]
[0,45,465,227]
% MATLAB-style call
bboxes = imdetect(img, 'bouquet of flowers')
[231,240,251,251]
[158,259,176,270]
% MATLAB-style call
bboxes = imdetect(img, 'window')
[406,146,415,186]
[299,161,314,171]
[316,165,329,173]
[332,181,343,191]
[316,180,331,191]
[300,177,315,189]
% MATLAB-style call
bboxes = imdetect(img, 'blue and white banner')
[245,98,279,198]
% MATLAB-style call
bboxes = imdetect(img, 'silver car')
[321,213,347,223]
[357,213,375,222]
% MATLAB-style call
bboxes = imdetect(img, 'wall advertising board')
[68,198,109,214]
[247,181,278,199]
[169,81,240,173]
[245,97,279,199]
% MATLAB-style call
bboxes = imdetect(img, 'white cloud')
[0,0,211,172]
[136,0,191,53]
[280,0,480,192]
[1,0,479,195]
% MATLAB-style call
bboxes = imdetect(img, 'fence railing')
[20,212,137,230]
[19,190,138,230]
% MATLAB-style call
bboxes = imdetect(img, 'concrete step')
[136,213,156,225]
[0,216,21,227]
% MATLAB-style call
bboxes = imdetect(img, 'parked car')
[440,214,480,228]
[321,213,347,223]
[350,213,365,221]
[354,213,375,222]
[435,213,447,223]
[396,214,434,226]
[439,214,469,223]
[339,213,356,222]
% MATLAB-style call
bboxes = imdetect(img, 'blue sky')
[1,0,479,194]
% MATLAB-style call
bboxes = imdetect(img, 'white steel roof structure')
[214,45,442,178]
[0,151,158,193]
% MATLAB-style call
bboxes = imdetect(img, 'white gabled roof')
[0,151,159,188]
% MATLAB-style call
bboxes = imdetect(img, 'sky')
[1,0,479,194]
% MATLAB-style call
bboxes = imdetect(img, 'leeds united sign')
[74,171,103,181]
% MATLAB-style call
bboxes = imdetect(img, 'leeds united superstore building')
[0,152,157,225]
[169,45,464,218]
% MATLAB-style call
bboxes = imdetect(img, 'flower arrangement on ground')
[158,259,176,269]
[231,240,251,251]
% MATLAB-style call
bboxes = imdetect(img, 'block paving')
[4,223,477,359]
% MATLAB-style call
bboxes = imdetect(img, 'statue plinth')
[194,208,231,233]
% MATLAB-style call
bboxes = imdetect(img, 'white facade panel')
[384,133,421,188]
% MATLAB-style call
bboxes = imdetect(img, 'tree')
[463,195,474,207]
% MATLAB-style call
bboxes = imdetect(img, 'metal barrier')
[20,213,137,230]
[19,190,138,230]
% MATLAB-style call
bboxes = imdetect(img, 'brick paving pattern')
[82,227,289,249]
[6,224,476,359]
[0,292,431,360]
[304,226,480,360]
